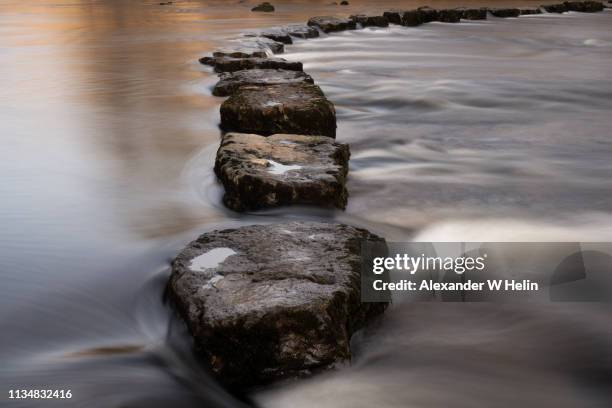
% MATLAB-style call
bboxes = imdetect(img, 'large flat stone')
[214,133,349,211]
[168,222,387,389]
[220,83,336,137]
[200,56,303,73]
[213,69,314,97]
[307,16,357,33]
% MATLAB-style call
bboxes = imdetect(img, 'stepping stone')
[519,7,543,14]
[260,31,293,45]
[401,9,424,26]
[417,6,440,23]
[212,49,268,59]
[349,14,389,27]
[564,1,604,12]
[455,7,488,19]
[307,16,357,33]
[489,7,521,17]
[383,9,405,24]
[220,83,336,137]
[284,24,320,39]
[212,36,285,60]
[199,56,303,73]
[438,8,462,23]
[212,69,314,97]
[541,3,569,12]
[214,133,349,211]
[168,221,388,389]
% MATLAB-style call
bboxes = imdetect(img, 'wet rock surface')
[438,8,462,23]
[455,7,488,20]
[260,31,293,45]
[350,14,389,27]
[489,8,521,17]
[212,49,268,59]
[214,133,349,211]
[220,83,336,137]
[213,69,314,97]
[542,3,569,12]
[519,7,543,14]
[383,10,405,25]
[401,9,424,26]
[564,1,604,11]
[168,222,387,389]
[307,16,357,33]
[200,56,303,73]
[252,2,274,12]
[417,6,440,23]
[285,24,320,38]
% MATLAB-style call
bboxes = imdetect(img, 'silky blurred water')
[1,1,611,407]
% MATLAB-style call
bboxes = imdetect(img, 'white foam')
[264,101,282,107]
[189,247,236,272]
[267,160,302,175]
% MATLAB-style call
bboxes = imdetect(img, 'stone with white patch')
[168,222,388,390]
[214,133,349,211]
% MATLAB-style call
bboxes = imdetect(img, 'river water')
[1,1,611,407]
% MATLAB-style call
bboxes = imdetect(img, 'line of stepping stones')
[168,1,610,392]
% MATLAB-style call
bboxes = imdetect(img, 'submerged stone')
[168,222,387,389]
[252,2,274,12]
[214,133,349,211]
[212,69,314,97]
[200,56,303,73]
[307,16,357,33]
[488,7,521,17]
[220,83,336,137]
[350,14,389,27]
